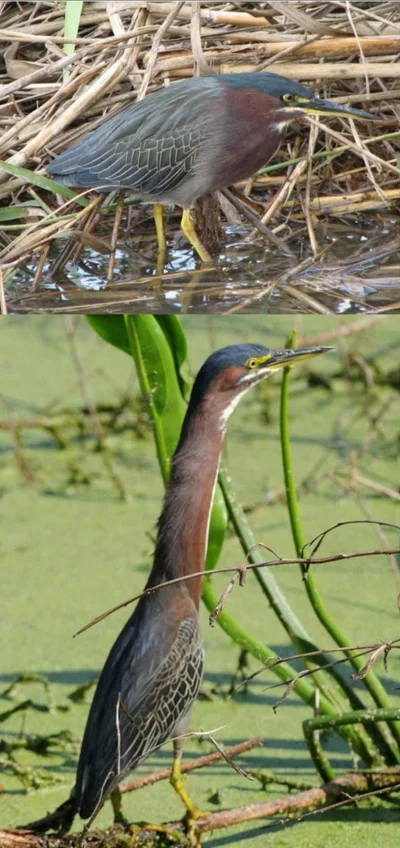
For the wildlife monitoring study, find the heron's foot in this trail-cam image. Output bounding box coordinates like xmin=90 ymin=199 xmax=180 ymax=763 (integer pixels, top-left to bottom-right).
xmin=184 ymin=814 xmax=204 ymax=848
xmin=140 ymin=822 xmax=186 ymax=843
xmin=181 ymin=209 xmax=212 ymax=264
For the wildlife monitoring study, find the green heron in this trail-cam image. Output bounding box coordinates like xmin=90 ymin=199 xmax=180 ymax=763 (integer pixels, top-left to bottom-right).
xmin=26 ymin=342 xmax=331 ymax=840
xmin=47 ymin=72 xmax=378 ymax=263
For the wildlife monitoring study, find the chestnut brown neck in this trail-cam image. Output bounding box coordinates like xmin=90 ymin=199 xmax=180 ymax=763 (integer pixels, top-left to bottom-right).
xmin=147 ymin=392 xmax=233 ymax=609
xmin=213 ymin=88 xmax=297 ymax=190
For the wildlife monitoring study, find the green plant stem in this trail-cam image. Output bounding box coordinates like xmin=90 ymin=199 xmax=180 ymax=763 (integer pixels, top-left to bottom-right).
xmin=303 ymin=708 xmax=400 ymax=782
xmin=249 ymin=769 xmax=315 ymax=792
xmin=219 ymin=466 xmax=365 ymax=705
xmin=63 ymin=1 xmax=83 ymax=83
xmin=280 ymin=332 xmax=400 ymax=753
xmin=218 ymin=466 xmax=398 ymax=767
xmin=260 ymin=130 xmax=400 ymax=175
xmin=201 ymin=579 xmax=370 ymax=758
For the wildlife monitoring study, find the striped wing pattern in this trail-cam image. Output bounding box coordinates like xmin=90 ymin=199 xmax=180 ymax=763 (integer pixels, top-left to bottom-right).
xmin=48 ymin=77 xmax=221 ymax=196
xmin=80 ymin=127 xmax=204 ymax=194
xmin=77 ymin=613 xmax=203 ymax=819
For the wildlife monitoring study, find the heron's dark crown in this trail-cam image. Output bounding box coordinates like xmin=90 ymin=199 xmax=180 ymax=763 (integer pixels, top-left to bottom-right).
xmin=189 ymin=343 xmax=269 ymax=408
xmin=221 ymin=72 xmax=315 ymax=102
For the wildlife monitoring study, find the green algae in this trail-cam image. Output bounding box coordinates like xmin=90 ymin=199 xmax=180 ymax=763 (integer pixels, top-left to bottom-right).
xmin=0 ymin=316 xmax=399 ymax=846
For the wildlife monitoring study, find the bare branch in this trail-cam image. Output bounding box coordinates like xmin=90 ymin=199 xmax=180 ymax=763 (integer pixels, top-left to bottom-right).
xmin=121 ymin=737 xmax=262 ymax=793
xmin=74 ymin=518 xmax=400 ymax=636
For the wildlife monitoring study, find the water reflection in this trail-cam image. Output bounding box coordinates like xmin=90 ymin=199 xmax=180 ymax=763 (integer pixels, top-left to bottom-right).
xmin=6 ymin=215 xmax=400 ymax=314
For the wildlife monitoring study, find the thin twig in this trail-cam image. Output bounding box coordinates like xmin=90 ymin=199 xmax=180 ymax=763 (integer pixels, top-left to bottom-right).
xmin=75 ymin=541 xmax=400 ymax=636
xmin=121 ymin=737 xmax=262 ymax=793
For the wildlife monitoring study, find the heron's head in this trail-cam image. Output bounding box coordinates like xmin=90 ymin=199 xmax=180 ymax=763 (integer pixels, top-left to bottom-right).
xmin=225 ymin=72 xmax=378 ymax=128
xmin=188 ymin=343 xmax=333 ymax=431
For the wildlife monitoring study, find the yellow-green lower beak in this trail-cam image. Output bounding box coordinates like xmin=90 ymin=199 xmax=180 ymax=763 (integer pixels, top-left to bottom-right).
xmin=265 ymin=346 xmax=334 ymax=370
xmin=300 ymin=97 xmax=378 ymax=122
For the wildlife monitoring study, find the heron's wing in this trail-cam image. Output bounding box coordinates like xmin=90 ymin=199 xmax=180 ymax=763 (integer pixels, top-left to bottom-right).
xmin=80 ymin=125 xmax=205 ymax=195
xmin=75 ymin=589 xmax=203 ymax=819
xmin=47 ymin=77 xmax=222 ymax=194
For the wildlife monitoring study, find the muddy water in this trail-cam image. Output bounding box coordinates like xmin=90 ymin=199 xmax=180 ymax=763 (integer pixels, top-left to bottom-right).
xmin=6 ymin=215 xmax=400 ymax=315
xmin=1 ymin=316 xmax=400 ymax=846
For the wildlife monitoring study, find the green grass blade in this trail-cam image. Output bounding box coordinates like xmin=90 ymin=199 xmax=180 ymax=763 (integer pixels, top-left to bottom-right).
xmin=0 ymin=161 xmax=89 ymax=206
xmin=63 ymin=1 xmax=84 ymax=83
xmin=0 ymin=205 xmax=41 ymax=221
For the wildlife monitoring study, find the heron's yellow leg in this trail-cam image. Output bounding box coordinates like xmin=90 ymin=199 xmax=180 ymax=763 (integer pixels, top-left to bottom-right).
xmin=153 ymin=203 xmax=166 ymax=275
xmin=153 ymin=202 xmax=166 ymax=249
xmin=170 ymin=756 xmax=203 ymax=848
xmin=108 ymin=192 xmax=124 ymax=282
xmin=110 ymin=787 xmax=130 ymax=827
xmin=181 ymin=208 xmax=212 ymax=264
xmin=170 ymin=755 xmax=200 ymax=821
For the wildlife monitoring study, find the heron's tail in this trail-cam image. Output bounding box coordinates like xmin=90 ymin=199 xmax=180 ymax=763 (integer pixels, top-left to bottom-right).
xmin=20 ymin=793 xmax=77 ymax=834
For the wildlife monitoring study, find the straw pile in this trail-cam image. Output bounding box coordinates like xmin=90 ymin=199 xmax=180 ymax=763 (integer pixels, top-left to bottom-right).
xmin=0 ymin=1 xmax=399 ymax=306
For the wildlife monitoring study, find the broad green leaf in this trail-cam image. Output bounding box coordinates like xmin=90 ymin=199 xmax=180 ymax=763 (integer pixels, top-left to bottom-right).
xmin=88 ymin=316 xmax=185 ymax=442
xmin=87 ymin=316 xmax=131 ymax=357
xmin=87 ymin=315 xmax=227 ymax=570
xmin=157 ymin=316 xmax=193 ymax=401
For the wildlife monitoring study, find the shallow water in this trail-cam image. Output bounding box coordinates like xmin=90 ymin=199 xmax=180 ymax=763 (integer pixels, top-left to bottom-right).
xmin=1 ymin=316 xmax=399 ymax=846
xmin=6 ymin=215 xmax=400 ymax=314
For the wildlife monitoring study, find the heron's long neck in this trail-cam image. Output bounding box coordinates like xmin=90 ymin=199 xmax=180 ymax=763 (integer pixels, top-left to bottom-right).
xmin=149 ymin=405 xmax=224 ymax=609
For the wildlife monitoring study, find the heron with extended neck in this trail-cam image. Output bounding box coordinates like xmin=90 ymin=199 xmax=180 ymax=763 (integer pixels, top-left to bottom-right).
xmin=26 ymin=342 xmax=331 ymax=842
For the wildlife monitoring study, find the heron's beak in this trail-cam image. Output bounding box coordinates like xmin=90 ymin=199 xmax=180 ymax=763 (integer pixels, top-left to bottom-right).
xmin=263 ymin=346 xmax=335 ymax=371
xmin=298 ymin=97 xmax=378 ymax=122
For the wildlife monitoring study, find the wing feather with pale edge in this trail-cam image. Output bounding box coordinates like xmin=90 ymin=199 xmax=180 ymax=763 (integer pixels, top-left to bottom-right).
xmin=75 ymin=589 xmax=203 ymax=819
xmin=48 ymin=77 xmax=221 ymax=194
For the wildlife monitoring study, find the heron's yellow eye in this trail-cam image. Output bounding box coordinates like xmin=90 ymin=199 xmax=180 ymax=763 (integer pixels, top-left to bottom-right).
xmin=246 ymin=358 xmax=258 ymax=369
xmin=283 ymin=93 xmax=296 ymax=104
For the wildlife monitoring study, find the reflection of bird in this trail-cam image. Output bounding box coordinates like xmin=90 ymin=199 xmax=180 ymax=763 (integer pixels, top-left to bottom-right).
xmin=27 ymin=342 xmax=331 ymax=840
xmin=47 ymin=72 xmax=378 ymax=262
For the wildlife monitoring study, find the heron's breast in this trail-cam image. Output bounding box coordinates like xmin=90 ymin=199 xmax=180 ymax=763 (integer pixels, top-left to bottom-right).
xmin=212 ymin=87 xmax=285 ymax=188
